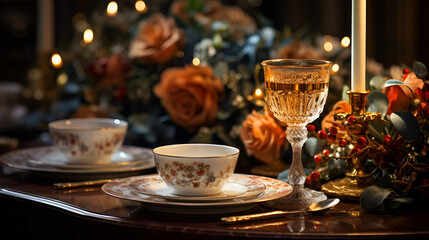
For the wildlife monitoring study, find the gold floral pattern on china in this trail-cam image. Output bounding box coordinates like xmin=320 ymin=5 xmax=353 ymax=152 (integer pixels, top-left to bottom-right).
xmin=157 ymin=161 xmax=235 ymax=189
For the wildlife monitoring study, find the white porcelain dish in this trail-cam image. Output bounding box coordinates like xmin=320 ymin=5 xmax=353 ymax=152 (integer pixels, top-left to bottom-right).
xmin=102 ymin=173 xmax=292 ymax=214
xmin=129 ymin=174 xmax=266 ymax=202
xmin=0 ymin=146 xmax=155 ymax=180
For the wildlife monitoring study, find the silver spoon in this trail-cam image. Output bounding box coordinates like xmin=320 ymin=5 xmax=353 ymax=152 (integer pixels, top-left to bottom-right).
xmin=221 ymin=198 xmax=340 ymax=224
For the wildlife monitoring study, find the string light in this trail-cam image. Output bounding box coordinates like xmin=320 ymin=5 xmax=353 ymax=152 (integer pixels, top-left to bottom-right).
xmin=332 ymin=63 xmax=340 ymax=73
xmin=192 ymin=57 xmax=200 ymax=66
xmin=34 ymin=90 xmax=44 ymax=100
xmin=254 ymin=88 xmax=263 ymax=99
xmin=57 ymin=72 xmax=68 ymax=86
xmin=323 ymin=41 xmax=333 ymax=52
xmin=135 ymin=0 xmax=147 ymax=14
xmin=341 ymin=36 xmax=350 ymax=47
xmin=83 ymin=29 xmax=93 ymax=44
xmin=51 ymin=53 xmax=63 ymax=68
xmin=107 ymin=1 xmax=118 ymax=17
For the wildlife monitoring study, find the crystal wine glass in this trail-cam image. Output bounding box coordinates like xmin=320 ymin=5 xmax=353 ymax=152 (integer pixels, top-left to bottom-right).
xmin=262 ymin=59 xmax=332 ymax=207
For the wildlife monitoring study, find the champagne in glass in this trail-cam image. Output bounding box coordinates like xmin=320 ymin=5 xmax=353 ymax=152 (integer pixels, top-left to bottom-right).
xmin=262 ymin=59 xmax=332 ymax=207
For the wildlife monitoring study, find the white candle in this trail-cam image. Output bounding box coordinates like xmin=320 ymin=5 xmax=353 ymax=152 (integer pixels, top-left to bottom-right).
xmin=37 ymin=0 xmax=54 ymax=53
xmin=351 ymin=0 xmax=366 ymax=91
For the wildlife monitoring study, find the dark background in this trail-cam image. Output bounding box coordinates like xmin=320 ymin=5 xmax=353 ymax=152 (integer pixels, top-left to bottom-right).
xmin=1 ymin=0 xmax=428 ymax=86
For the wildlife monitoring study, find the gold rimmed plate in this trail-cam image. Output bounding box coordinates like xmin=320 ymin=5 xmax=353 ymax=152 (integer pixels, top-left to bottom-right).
xmin=26 ymin=146 xmax=152 ymax=169
xmin=102 ymin=173 xmax=293 ymax=214
xmin=129 ymin=175 xmax=266 ymax=202
xmin=0 ymin=146 xmax=155 ymax=180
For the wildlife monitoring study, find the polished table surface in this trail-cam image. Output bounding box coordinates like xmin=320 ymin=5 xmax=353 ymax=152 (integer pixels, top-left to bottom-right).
xmin=1 ymin=148 xmax=429 ymax=239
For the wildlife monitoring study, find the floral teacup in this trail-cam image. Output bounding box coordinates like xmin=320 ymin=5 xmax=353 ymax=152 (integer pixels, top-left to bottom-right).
xmin=153 ymin=143 xmax=239 ymax=196
xmin=49 ymin=118 xmax=128 ymax=165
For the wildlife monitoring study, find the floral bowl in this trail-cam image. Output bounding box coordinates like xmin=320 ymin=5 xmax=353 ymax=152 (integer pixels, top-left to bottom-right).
xmin=49 ymin=118 xmax=128 ymax=165
xmin=153 ymin=143 xmax=239 ymax=196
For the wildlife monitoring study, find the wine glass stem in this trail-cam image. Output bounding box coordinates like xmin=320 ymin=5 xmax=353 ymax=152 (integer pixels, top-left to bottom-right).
xmin=286 ymin=125 xmax=308 ymax=190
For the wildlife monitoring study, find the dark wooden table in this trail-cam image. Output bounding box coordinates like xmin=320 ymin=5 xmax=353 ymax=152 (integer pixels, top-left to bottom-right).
xmin=1 ymin=140 xmax=429 ymax=239
xmin=2 ymin=169 xmax=429 ymax=239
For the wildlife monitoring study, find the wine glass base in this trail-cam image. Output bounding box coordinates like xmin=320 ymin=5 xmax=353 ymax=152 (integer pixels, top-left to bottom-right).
xmin=264 ymin=187 xmax=327 ymax=210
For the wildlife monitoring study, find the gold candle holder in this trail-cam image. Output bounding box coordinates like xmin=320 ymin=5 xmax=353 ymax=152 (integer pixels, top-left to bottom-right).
xmin=321 ymin=90 xmax=381 ymax=201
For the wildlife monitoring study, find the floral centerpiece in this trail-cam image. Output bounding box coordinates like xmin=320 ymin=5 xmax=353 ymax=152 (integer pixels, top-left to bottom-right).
xmin=27 ymin=0 xmax=349 ymax=172
xmin=305 ymin=61 xmax=429 ymax=211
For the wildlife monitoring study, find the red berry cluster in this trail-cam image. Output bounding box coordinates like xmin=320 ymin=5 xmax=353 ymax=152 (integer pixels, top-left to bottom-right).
xmin=349 ymin=136 xmax=367 ymax=156
xmin=305 ymin=171 xmax=320 ymax=185
xmin=382 ymin=135 xmax=404 ymax=149
xmin=310 ymin=126 xmax=349 ymax=165
xmin=317 ymin=127 xmax=339 ymax=142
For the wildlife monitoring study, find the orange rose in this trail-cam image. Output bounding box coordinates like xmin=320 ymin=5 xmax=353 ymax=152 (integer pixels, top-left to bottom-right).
xmin=128 ymin=13 xmax=185 ymax=64
xmin=153 ymin=65 xmax=223 ymax=133
xmin=240 ymin=110 xmax=286 ymax=164
xmin=384 ymin=72 xmax=424 ymax=114
xmin=321 ymin=100 xmax=351 ymax=138
xmin=277 ymin=40 xmax=322 ymax=59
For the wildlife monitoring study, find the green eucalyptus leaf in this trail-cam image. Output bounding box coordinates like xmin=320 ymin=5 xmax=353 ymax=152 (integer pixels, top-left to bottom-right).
xmin=186 ymin=0 xmax=204 ymax=12
xmin=304 ymin=137 xmax=325 ymax=156
xmin=213 ymin=32 xmax=224 ymax=49
xmin=383 ymin=79 xmax=413 ymax=93
xmin=189 ymin=127 xmax=213 ymax=143
xmin=214 ymin=61 xmax=229 ymax=79
xmin=390 ymin=111 xmax=420 ymax=141
xmin=368 ymin=120 xmax=388 ymax=141
xmin=383 ymin=197 xmax=413 ymax=211
xmin=342 ymin=85 xmax=350 ymax=101
xmin=360 ymin=186 xmax=393 ymax=212
xmin=413 ymin=60 xmax=428 ymax=79
xmin=327 ymin=158 xmax=347 ymax=179
xmin=367 ymin=91 xmax=389 ymax=118
xmin=369 ymin=75 xmax=386 ymax=90
xmin=217 ymin=108 xmax=233 ymax=120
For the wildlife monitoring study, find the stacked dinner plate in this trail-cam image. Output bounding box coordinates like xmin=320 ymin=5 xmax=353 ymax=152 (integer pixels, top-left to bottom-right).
xmin=0 ymin=146 xmax=155 ymax=180
xmin=102 ymin=173 xmax=293 ymax=214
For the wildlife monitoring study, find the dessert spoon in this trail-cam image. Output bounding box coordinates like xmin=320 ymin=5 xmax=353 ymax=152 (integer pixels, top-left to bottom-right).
xmin=221 ymin=198 xmax=340 ymax=224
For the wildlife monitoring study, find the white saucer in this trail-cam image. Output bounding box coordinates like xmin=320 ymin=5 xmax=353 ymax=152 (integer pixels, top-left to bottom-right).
xmin=0 ymin=146 xmax=155 ymax=180
xmin=129 ymin=175 xmax=266 ymax=202
xmin=27 ymin=147 xmax=152 ymax=169
xmin=102 ymin=173 xmax=293 ymax=214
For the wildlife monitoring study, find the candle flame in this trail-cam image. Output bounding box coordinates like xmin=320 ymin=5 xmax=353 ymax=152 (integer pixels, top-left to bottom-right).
xmin=135 ymin=0 xmax=147 ymax=14
xmin=83 ymin=29 xmax=93 ymax=44
xmin=107 ymin=1 xmax=118 ymax=16
xmin=341 ymin=36 xmax=350 ymax=47
xmin=51 ymin=53 xmax=63 ymax=68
